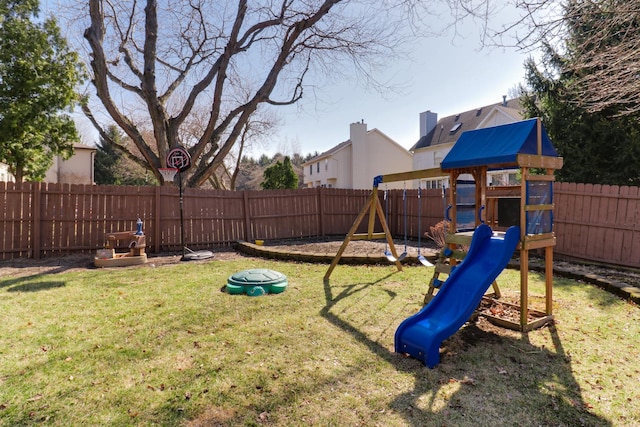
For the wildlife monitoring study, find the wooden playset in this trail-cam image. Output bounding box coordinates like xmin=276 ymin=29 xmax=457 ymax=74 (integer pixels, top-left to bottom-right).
xmin=325 ymin=117 xmax=563 ymax=331
xmin=434 ymin=117 xmax=563 ymax=330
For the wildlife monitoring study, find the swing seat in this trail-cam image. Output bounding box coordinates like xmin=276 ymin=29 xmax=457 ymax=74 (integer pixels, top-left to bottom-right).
xmin=384 ymin=250 xmax=407 ymax=262
xmin=384 ymin=250 xmax=397 ymax=262
xmin=418 ymin=254 xmax=434 ymax=267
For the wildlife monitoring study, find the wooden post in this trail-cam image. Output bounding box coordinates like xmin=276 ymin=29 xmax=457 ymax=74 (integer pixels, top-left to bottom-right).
xmin=375 ymin=194 xmax=403 ymax=270
xmin=243 ymin=191 xmax=251 ymax=242
xmin=546 ymin=245 xmax=553 ymax=315
xmin=32 ymin=183 xmax=41 ymax=260
xmin=367 ymin=187 xmax=378 ymax=238
xmin=154 ymin=185 xmax=161 ymax=254
xmin=537 ymin=118 xmax=543 ymax=155
xmin=317 ymin=186 xmax=325 ymax=237
xmin=546 ymin=168 xmax=554 ymax=316
xmin=324 ymin=189 xmax=402 ymax=282
xmin=520 ymin=167 xmax=529 ymax=330
xmin=448 ymin=172 xmax=458 ymax=233
xmin=475 ymin=167 xmax=488 ymax=227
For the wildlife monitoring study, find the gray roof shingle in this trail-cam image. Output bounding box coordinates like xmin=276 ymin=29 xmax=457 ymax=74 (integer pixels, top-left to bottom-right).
xmin=410 ymin=98 xmax=523 ymax=151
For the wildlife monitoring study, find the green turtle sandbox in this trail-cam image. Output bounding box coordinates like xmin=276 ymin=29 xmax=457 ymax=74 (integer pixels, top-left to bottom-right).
xmin=226 ymin=269 xmax=288 ymax=296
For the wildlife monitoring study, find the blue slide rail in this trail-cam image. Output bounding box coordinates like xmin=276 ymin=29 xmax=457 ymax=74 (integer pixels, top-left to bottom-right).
xmin=394 ymin=224 xmax=521 ymax=368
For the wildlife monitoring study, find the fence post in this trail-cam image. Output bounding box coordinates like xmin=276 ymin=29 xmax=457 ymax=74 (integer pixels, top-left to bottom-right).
xmin=317 ymin=186 xmax=324 ymax=237
xmin=243 ymin=190 xmax=251 ymax=241
xmin=154 ymin=185 xmax=161 ymax=253
xmin=32 ymin=182 xmax=41 ymax=260
xmin=391 ymin=189 xmax=397 ymax=237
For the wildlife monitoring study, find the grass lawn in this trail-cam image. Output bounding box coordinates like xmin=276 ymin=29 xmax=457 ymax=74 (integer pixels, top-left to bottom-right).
xmin=0 ymin=256 xmax=638 ymax=426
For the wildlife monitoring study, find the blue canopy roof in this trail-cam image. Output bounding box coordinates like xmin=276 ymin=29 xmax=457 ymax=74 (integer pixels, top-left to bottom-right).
xmin=440 ymin=118 xmax=558 ymax=170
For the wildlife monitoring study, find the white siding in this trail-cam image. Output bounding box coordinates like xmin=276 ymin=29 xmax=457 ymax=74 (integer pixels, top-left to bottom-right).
xmin=303 ymin=121 xmax=412 ymax=189
xmin=1 ymin=144 xmax=95 ymax=184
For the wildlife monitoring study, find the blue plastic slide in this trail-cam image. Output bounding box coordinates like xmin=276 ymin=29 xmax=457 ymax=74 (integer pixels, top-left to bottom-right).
xmin=394 ymin=224 xmax=521 ymax=368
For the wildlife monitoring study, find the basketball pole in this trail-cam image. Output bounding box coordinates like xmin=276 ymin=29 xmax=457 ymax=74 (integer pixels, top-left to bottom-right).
xmin=178 ymin=170 xmax=186 ymax=261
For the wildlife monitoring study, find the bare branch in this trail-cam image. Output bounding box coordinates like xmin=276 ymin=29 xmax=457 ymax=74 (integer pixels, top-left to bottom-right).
xmin=79 ymin=0 xmax=461 ymax=188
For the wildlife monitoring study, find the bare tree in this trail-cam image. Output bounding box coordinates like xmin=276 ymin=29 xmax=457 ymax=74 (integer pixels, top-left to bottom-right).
xmin=483 ymin=0 xmax=640 ymax=117
xmin=84 ymin=0 xmax=627 ymax=187
xmin=559 ymin=0 xmax=640 ymax=116
xmin=227 ymin=111 xmax=280 ymax=190
xmin=81 ymin=0 xmax=429 ymax=187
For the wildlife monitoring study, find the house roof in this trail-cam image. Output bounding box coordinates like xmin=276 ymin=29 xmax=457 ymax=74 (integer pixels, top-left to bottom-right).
xmin=410 ymin=98 xmax=523 ymax=151
xmin=302 ymin=139 xmax=350 ymax=165
xmin=73 ymin=142 xmax=97 ymax=151
xmin=302 ymin=127 xmax=408 ymax=165
xmin=440 ymin=118 xmax=558 ymax=170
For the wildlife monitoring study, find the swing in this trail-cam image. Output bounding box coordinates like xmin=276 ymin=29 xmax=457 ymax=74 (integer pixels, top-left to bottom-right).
xmin=383 ymin=188 xmax=396 ymax=261
xmin=416 ymin=185 xmax=434 ymax=267
xmin=399 ymin=186 xmax=409 ymax=260
xmin=383 ymin=188 xmax=407 ymax=262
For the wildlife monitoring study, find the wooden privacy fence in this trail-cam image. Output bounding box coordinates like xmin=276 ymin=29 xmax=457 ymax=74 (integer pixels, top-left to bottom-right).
xmin=0 ymin=183 xmax=442 ymax=261
xmin=553 ymin=182 xmax=640 ymax=268
xmin=1 ymin=181 xmax=640 ymax=268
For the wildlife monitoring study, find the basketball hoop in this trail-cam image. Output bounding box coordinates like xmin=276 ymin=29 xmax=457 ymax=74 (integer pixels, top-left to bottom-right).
xmin=159 ymin=168 xmax=178 ymax=183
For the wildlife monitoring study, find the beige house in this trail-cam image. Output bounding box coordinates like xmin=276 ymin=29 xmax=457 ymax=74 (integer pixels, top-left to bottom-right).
xmin=411 ymin=97 xmax=523 ymax=188
xmin=1 ymin=142 xmax=96 ymax=184
xmin=303 ymin=121 xmax=413 ymax=190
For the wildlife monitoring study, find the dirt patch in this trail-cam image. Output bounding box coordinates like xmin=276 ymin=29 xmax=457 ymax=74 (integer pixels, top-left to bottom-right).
xmin=264 ymin=237 xmax=439 ymax=258
xmin=552 ymin=258 xmax=640 ymax=288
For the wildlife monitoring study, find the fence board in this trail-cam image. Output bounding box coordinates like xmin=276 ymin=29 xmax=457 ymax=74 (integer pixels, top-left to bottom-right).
xmin=554 ymin=182 xmax=640 ymax=267
xmin=624 ymin=186 xmax=640 ymax=265
xmin=602 ymin=185 xmax=620 ymax=263
xmin=9 ymin=183 xmax=31 ymax=257
xmin=553 ymin=182 xmax=566 ymax=254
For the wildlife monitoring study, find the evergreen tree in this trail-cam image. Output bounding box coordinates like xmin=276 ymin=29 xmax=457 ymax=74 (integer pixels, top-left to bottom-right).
xmin=520 ymin=0 xmax=640 ymax=185
xmin=261 ymin=156 xmax=298 ymax=190
xmin=0 ymin=0 xmax=83 ymax=182
xmin=94 ymin=125 xmax=121 ymax=185
xmin=94 ymin=125 xmax=155 ymax=186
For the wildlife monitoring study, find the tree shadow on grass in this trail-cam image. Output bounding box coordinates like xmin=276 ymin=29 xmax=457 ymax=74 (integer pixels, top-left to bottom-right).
xmin=321 ymin=272 xmax=612 ymax=426
xmin=0 ymin=255 xmax=94 ymax=292
xmin=0 ymin=271 xmax=68 ymax=292
xmin=5 ymin=279 xmax=66 ymax=292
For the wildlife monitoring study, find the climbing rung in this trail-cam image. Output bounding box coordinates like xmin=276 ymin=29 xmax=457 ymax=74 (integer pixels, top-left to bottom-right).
xmin=445 ymin=232 xmax=473 ymax=246
xmin=448 ymin=249 xmax=467 ymax=260
xmin=435 ymin=264 xmax=452 ymax=274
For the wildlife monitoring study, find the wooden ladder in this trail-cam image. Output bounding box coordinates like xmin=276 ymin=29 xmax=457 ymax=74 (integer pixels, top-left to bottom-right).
xmin=423 ymin=232 xmax=501 ymax=305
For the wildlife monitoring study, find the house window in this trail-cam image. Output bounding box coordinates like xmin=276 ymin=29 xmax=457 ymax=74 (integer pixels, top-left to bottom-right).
xmin=433 ymin=152 xmax=443 ymax=168
xmin=491 ymin=174 xmax=507 ymax=186
xmin=426 ymin=179 xmax=445 ymax=189
xmin=324 ymin=159 xmax=328 ymax=171
xmin=309 ymin=165 xmax=312 ymax=175
xmin=316 ymin=162 xmax=320 ymax=173
xmin=449 ymin=123 xmax=462 ymax=134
